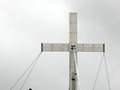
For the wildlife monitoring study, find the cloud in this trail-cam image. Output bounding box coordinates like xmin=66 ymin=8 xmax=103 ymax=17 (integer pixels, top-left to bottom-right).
xmin=0 ymin=0 xmax=120 ymax=90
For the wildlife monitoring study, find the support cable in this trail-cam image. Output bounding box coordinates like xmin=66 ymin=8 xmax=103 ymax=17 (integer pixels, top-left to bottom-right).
xmin=92 ymin=54 xmax=104 ymax=90
xmin=103 ymin=53 xmax=111 ymax=90
xmin=10 ymin=52 xmax=42 ymax=90
xmin=20 ymin=52 xmax=41 ymax=90
xmin=73 ymin=50 xmax=81 ymax=90
xmin=92 ymin=53 xmax=111 ymax=90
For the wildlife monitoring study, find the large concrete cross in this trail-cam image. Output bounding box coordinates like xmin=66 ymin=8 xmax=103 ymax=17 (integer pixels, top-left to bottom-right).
xmin=41 ymin=12 xmax=105 ymax=90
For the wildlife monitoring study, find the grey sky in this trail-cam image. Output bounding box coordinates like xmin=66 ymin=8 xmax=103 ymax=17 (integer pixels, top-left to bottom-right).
xmin=0 ymin=0 xmax=120 ymax=90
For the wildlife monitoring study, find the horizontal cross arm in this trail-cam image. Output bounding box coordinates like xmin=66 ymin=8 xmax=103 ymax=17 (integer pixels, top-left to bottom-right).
xmin=77 ymin=44 xmax=105 ymax=52
xmin=41 ymin=43 xmax=105 ymax=52
xmin=41 ymin=43 xmax=69 ymax=52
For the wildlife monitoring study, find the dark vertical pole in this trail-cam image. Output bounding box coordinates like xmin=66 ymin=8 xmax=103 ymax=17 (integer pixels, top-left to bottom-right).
xmin=29 ymin=88 xmax=32 ymax=90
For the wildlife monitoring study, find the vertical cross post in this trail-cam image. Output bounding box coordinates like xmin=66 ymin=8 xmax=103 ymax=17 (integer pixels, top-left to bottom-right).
xmin=69 ymin=13 xmax=78 ymax=90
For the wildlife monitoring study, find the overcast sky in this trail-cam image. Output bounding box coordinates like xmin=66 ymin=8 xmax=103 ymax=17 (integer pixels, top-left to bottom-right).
xmin=0 ymin=0 xmax=120 ymax=90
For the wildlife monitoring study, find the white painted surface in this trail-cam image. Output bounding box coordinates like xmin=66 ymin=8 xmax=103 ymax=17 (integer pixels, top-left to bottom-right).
xmin=42 ymin=13 xmax=104 ymax=90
